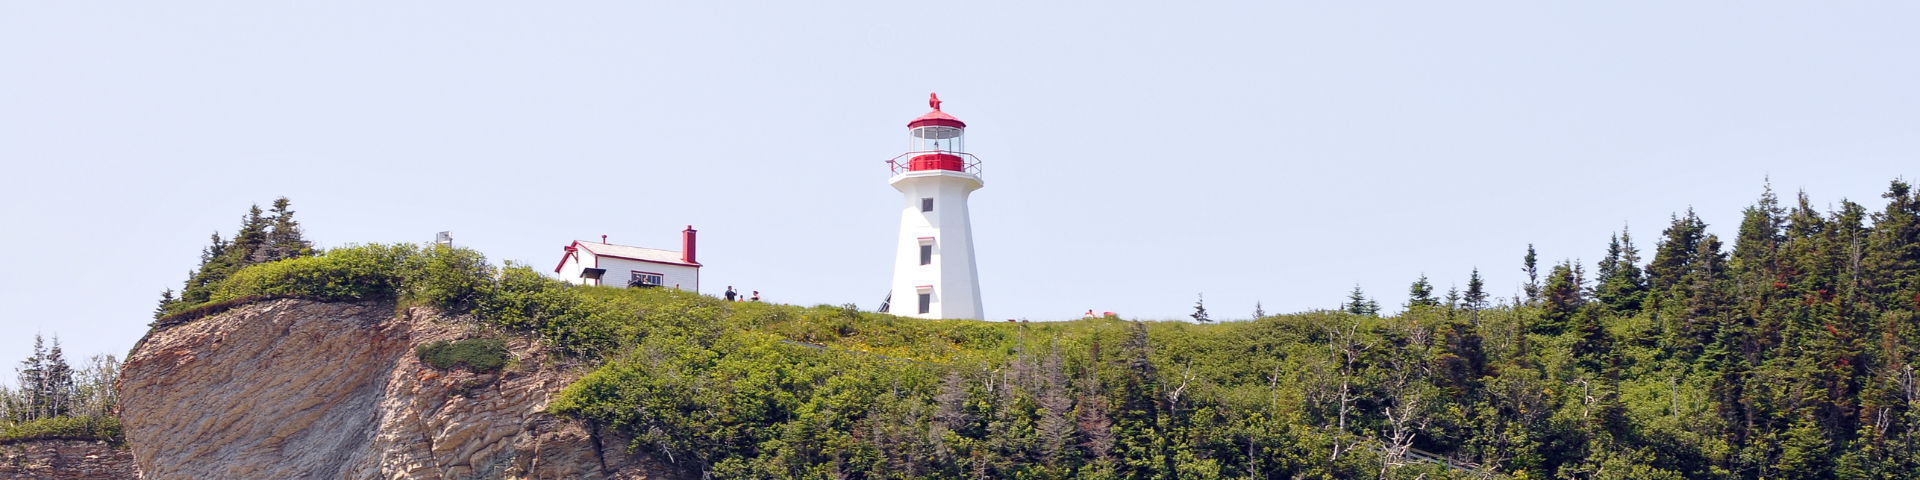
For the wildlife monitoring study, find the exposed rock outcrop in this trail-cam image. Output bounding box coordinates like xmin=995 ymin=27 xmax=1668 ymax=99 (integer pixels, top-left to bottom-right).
xmin=0 ymin=440 xmax=137 ymax=480
xmin=118 ymin=299 xmax=679 ymax=480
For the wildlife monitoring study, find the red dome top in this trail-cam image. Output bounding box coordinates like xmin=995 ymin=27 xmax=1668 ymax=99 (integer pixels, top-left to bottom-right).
xmin=908 ymin=93 xmax=966 ymax=129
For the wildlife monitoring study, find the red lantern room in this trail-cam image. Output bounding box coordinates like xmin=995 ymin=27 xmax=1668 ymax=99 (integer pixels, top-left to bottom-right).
xmin=893 ymin=93 xmax=980 ymax=175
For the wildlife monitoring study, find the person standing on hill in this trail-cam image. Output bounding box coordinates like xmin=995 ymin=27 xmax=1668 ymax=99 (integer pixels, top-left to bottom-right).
xmin=725 ymin=286 xmax=737 ymax=301
xmin=750 ymin=291 xmax=761 ymax=302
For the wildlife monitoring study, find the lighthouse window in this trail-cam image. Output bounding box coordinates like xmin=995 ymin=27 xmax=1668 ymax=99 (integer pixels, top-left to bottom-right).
xmin=921 ymin=198 xmax=934 ymax=212
xmin=920 ymin=245 xmax=933 ymax=265
xmin=918 ymin=293 xmax=932 ymax=314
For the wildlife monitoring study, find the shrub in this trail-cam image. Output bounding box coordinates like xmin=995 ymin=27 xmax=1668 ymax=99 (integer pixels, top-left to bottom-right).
xmin=415 ymin=338 xmax=511 ymax=373
xmin=157 ymin=244 xmax=501 ymax=324
xmin=0 ymin=415 xmax=122 ymax=444
xmin=404 ymin=246 xmax=494 ymax=311
xmin=206 ymin=244 xmax=421 ymax=304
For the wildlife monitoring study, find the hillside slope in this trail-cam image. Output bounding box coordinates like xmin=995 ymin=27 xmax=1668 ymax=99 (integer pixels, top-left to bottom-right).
xmin=116 ymin=177 xmax=1920 ymax=480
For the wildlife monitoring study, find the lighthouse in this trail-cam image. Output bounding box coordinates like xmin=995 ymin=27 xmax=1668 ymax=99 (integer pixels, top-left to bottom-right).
xmin=886 ymin=93 xmax=985 ymax=320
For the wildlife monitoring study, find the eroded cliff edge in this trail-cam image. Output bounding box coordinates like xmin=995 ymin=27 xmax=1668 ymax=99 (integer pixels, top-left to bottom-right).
xmin=117 ymin=298 xmax=676 ymax=480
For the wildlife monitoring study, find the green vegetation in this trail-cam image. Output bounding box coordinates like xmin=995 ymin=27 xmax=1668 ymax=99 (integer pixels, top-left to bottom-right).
xmin=1 ymin=415 xmax=122 ymax=444
xmin=3 ymin=335 xmax=120 ymax=444
xmin=155 ymin=197 xmax=316 ymax=318
xmin=150 ymin=179 xmax=1920 ymax=479
xmin=415 ymin=338 xmax=511 ymax=373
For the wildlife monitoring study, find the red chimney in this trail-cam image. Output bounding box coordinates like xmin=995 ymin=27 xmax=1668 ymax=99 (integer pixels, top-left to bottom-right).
xmin=682 ymin=226 xmax=697 ymax=264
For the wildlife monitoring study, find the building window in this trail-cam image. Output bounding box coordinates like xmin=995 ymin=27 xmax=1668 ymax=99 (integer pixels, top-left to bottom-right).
xmin=629 ymin=271 xmax=663 ymax=288
xmin=921 ymin=198 xmax=934 ymax=212
xmin=920 ymin=245 xmax=933 ymax=265
xmin=918 ymin=293 xmax=932 ymax=314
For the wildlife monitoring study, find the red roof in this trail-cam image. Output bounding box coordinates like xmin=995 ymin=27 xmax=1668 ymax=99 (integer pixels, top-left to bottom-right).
xmin=553 ymin=240 xmax=700 ymax=274
xmin=909 ymin=110 xmax=965 ymax=129
xmin=908 ymin=93 xmax=966 ymax=129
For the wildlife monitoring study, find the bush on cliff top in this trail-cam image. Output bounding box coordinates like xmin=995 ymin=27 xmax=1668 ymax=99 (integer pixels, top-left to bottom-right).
xmin=203 ymin=243 xmax=492 ymax=307
xmin=0 ymin=416 xmax=122 ymax=445
xmin=414 ymin=338 xmax=511 ymax=373
xmin=156 ymin=244 xmax=493 ymax=323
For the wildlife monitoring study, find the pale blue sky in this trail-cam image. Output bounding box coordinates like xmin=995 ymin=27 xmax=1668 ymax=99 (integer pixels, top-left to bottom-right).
xmin=2 ymin=2 xmax=1916 ymax=372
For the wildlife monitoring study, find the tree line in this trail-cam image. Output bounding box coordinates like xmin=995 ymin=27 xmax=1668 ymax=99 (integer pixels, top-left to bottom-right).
xmin=1 ymin=334 xmax=119 ymax=441
xmin=154 ymin=197 xmax=314 ymax=318
xmin=542 ymin=179 xmax=1920 ymax=479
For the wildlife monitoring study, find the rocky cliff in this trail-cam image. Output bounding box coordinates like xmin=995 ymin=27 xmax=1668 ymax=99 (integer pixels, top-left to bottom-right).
xmin=117 ymin=298 xmax=679 ymax=480
xmin=0 ymin=440 xmax=137 ymax=480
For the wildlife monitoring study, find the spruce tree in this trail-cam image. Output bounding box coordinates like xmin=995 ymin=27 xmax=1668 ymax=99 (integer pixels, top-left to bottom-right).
xmin=1190 ymin=294 xmax=1211 ymax=323
xmin=1408 ymin=274 xmax=1438 ymax=308
xmin=1343 ymin=285 xmax=1379 ymax=316
xmin=1595 ymin=227 xmax=1647 ymax=313
xmin=256 ymin=197 xmax=314 ymax=263
xmin=1729 ymin=184 xmax=1786 ymax=301
xmin=168 ymin=199 xmax=314 ymax=313
xmin=1648 ymin=209 xmax=1710 ymax=292
xmin=1464 ymin=268 xmax=1488 ymax=314
xmin=178 ymin=232 xmax=230 ymax=306
xmin=1539 ymin=261 xmax=1584 ymax=335
xmin=1597 ymin=233 xmax=1623 ymax=286
xmin=41 ymin=337 xmax=72 ymax=418
xmin=153 ymin=288 xmax=177 ymax=320
xmin=233 ymin=204 xmax=270 ymax=264
xmin=14 ymin=335 xmax=45 ymax=422
xmin=1864 ymin=180 xmax=1919 ymax=309
xmin=1523 ymin=244 xmax=1541 ymax=304
xmin=1252 ymin=302 xmax=1265 ymax=319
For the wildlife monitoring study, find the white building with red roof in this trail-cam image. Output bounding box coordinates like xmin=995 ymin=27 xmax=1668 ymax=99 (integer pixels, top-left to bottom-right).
xmin=555 ymin=226 xmax=700 ymax=292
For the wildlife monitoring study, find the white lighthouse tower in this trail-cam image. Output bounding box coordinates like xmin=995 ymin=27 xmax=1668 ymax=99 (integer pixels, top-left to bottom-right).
xmin=887 ymin=93 xmax=985 ymax=320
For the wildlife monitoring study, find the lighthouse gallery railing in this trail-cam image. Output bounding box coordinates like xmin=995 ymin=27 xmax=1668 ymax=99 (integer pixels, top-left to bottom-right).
xmin=886 ymin=151 xmax=982 ymax=177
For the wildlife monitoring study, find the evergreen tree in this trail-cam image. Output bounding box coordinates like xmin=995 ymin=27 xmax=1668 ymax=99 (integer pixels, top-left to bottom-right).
xmin=231 ymin=204 xmax=270 ymax=262
xmin=1190 ymin=294 xmax=1211 ymax=323
xmin=1408 ymin=274 xmax=1438 ymax=308
xmin=1523 ymin=244 xmax=1541 ymax=304
xmin=1566 ymin=304 xmax=1611 ymax=370
xmin=1729 ymin=183 xmax=1786 ymax=280
xmin=1864 ymin=180 xmax=1919 ymax=309
xmin=14 ymin=335 xmax=45 ymax=422
xmin=153 ymin=288 xmax=177 ymax=319
xmin=167 ymin=199 xmax=315 ymax=314
xmin=1445 ymin=285 xmax=1461 ymax=317
xmin=1342 ymin=285 xmax=1379 ymax=316
xmin=1538 ymin=261 xmax=1584 ymax=335
xmin=255 ymin=197 xmax=314 ymax=263
xmin=1464 ymin=268 xmax=1489 ymax=317
xmin=177 ymin=232 xmax=230 ymax=306
xmin=1594 ymin=227 xmax=1647 ymax=313
xmin=1251 ymin=302 xmax=1265 ymax=319
xmin=40 ymin=337 xmax=72 ymax=419
xmin=1647 ymin=208 xmax=1710 ymax=292
xmin=1597 ymin=233 xmax=1622 ymax=284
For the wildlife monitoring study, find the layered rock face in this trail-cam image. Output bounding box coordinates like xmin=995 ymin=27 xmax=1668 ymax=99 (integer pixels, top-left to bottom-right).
xmin=0 ymin=440 xmax=137 ymax=479
xmin=118 ymin=299 xmax=678 ymax=480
